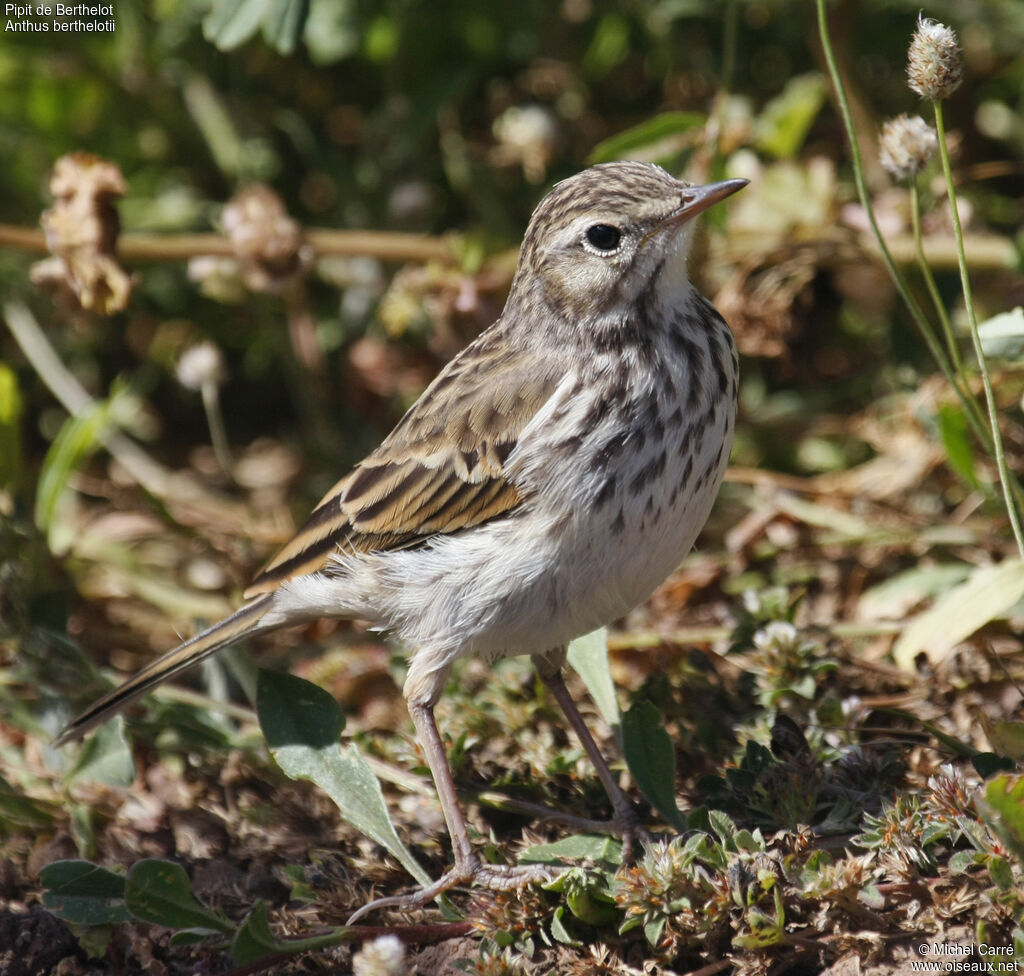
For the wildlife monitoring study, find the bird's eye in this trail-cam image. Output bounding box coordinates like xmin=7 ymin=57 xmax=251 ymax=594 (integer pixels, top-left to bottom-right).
xmin=584 ymin=224 xmax=622 ymax=252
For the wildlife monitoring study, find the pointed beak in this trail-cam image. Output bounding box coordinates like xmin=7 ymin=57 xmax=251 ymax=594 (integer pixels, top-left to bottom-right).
xmin=646 ymin=178 xmax=749 ymax=243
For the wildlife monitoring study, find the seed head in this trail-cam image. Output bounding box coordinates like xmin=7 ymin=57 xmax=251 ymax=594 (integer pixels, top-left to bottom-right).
xmin=879 ymin=114 xmax=938 ymax=181
xmin=176 ymin=341 xmax=226 ymax=391
xmin=907 ymin=16 xmax=962 ymax=100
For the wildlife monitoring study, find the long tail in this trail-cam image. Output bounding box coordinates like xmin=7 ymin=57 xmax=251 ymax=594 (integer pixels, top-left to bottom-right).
xmin=53 ymin=594 xmax=276 ymax=746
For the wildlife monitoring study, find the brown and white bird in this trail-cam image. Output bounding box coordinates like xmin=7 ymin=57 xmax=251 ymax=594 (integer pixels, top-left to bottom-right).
xmin=56 ymin=161 xmax=746 ymax=915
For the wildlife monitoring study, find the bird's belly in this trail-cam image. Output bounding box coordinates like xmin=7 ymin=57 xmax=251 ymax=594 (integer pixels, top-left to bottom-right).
xmin=459 ymin=400 xmax=735 ymax=657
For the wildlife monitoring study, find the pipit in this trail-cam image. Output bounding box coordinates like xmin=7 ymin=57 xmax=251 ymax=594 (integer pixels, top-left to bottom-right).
xmin=56 ymin=161 xmax=746 ymax=917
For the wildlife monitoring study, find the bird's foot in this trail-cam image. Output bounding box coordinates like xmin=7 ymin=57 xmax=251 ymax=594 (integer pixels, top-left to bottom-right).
xmin=345 ymin=857 xmax=561 ymax=924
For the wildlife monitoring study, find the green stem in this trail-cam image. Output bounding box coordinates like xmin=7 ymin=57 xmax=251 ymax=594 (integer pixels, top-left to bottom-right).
xmin=201 ymin=381 xmax=234 ymax=478
xmin=910 ymin=182 xmax=963 ymax=373
xmin=814 ymin=0 xmax=999 ymax=478
xmin=932 ymin=98 xmax=1024 ymax=559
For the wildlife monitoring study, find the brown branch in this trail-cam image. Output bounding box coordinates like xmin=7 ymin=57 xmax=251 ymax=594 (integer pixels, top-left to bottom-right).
xmin=0 ymin=224 xmax=457 ymax=264
xmin=4 ymin=223 xmax=1014 ymax=271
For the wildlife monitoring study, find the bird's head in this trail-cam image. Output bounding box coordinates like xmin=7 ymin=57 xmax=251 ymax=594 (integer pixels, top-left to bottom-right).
xmin=512 ymin=161 xmax=747 ymax=327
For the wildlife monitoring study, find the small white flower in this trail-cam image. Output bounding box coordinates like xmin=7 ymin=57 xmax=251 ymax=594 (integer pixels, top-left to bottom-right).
xmin=352 ymin=934 xmax=407 ymax=976
xmin=753 ymin=620 xmax=800 ymax=655
xmin=175 ymin=341 xmax=226 ymax=391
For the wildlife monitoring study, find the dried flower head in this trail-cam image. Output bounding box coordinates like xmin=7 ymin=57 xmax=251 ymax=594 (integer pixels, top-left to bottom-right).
xmin=221 ymin=184 xmax=312 ymax=292
xmin=907 ymin=16 xmax=962 ymax=100
xmin=879 ymin=114 xmax=938 ymax=181
xmin=34 ymin=152 xmax=133 ymax=314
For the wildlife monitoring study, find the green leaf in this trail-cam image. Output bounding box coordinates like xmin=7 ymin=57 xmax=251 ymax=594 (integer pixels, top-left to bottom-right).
xmin=549 ymin=905 xmax=577 ymax=945
xmin=755 ymin=73 xmax=828 ymax=158
xmin=261 ymin=0 xmax=309 ymax=54
xmin=203 ymin=0 xmax=270 ymax=50
xmin=231 ymin=900 xmax=349 ymax=964
xmin=987 ymin=855 xmax=1014 ymax=892
xmin=302 ymin=0 xmax=359 ymax=64
xmin=984 ymin=774 xmax=1024 ymax=862
xmin=621 ymin=701 xmax=686 ymax=831
xmin=974 ymin=752 xmax=1016 ymax=777
xmin=40 ymin=860 xmax=132 ymax=926
xmin=257 ymin=670 xmax=431 ymax=885
xmin=125 ymin=860 xmax=233 ymax=933
xmin=0 ymin=361 xmax=22 ymax=490
xmin=979 ymin=306 xmax=1024 ymax=360
xmin=520 ymin=833 xmax=623 ymax=865
xmin=0 ymin=771 xmax=53 ymax=830
xmin=589 ymin=112 xmax=706 ymax=164
xmin=567 ymin=629 xmax=620 ymax=737
xmin=564 ymin=879 xmax=619 ymax=927
xmin=582 ymin=13 xmax=630 ymax=77
xmin=35 ymin=399 xmax=111 ymax=536
xmin=708 ymin=809 xmax=739 ymax=847
xmin=643 ymin=914 xmax=666 ymax=947
xmin=937 ymin=404 xmax=978 ymax=487
xmin=948 ymin=850 xmax=980 ymax=874
xmin=978 ymin=714 xmax=1024 ymax=760
xmin=893 ymin=559 xmax=1024 ymax=668
xmin=65 ymin=717 xmax=136 ymax=788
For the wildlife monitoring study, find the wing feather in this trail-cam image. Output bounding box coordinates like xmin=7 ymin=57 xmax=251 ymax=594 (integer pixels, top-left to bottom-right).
xmin=245 ymin=341 xmax=564 ymax=597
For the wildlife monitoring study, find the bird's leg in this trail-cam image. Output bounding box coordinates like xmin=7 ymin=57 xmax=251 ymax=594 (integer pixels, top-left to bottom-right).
xmin=532 ymin=652 xmax=652 ymax=861
xmin=346 ymin=696 xmax=556 ymax=923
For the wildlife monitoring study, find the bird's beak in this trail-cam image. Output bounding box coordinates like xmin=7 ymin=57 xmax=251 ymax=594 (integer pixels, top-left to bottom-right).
xmin=644 ymin=178 xmax=749 ymax=245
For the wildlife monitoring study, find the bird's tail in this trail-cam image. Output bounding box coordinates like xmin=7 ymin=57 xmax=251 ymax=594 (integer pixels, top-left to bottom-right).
xmin=53 ymin=593 xmax=276 ymax=746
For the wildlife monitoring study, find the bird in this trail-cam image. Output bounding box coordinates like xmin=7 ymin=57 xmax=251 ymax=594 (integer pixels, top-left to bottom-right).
xmin=55 ymin=160 xmax=747 ymax=917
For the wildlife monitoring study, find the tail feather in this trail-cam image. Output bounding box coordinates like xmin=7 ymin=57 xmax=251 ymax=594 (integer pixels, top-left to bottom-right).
xmin=54 ymin=594 xmax=275 ymax=746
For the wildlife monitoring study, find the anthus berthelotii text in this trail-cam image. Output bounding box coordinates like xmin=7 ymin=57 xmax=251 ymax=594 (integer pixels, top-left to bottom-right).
xmin=56 ymin=161 xmax=747 ymax=917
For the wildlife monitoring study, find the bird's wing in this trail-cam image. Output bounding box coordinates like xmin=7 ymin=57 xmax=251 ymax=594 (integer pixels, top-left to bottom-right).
xmin=245 ymin=340 xmax=565 ymax=596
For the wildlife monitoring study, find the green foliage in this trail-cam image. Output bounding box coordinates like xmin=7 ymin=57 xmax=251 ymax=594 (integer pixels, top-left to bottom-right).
xmin=0 ymin=361 xmax=22 ymax=491
xmin=588 ymin=112 xmax=707 ymax=166
xmin=257 ymin=668 xmax=431 ymax=885
xmin=754 ymin=73 xmax=828 ymax=159
xmin=621 ymin=700 xmax=687 ymax=831
xmin=40 ymin=860 xmax=132 ymax=926
xmin=204 ymin=0 xmax=310 ymax=55
xmin=566 ymin=628 xmax=619 ymax=735
xmin=64 ymin=718 xmax=135 ymax=789
xmin=40 ymin=857 xmax=351 ymax=962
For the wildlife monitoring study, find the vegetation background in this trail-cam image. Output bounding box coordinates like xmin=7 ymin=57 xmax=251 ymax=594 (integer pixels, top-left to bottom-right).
xmin=1 ymin=0 xmax=1023 ymax=973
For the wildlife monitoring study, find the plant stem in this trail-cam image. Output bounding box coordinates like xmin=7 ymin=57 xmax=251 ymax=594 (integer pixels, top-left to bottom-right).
xmin=201 ymin=381 xmax=234 ymax=478
xmin=814 ymin=0 xmax=1000 ymax=483
xmin=910 ymin=182 xmax=963 ymax=373
xmin=932 ymin=98 xmax=1024 ymax=559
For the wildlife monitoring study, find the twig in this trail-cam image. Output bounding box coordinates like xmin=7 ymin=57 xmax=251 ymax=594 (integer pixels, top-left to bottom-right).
xmin=0 ymin=224 xmax=456 ymax=264
xmin=2 ymin=222 xmax=1015 ymax=270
